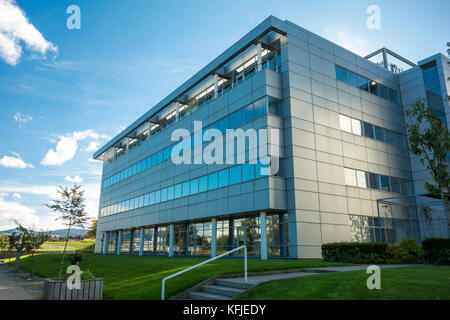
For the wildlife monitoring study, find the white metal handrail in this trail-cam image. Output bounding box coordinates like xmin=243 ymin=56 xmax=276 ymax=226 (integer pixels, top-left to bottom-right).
xmin=161 ymin=245 xmax=247 ymax=300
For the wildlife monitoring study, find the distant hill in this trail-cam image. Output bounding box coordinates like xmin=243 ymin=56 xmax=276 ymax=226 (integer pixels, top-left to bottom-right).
xmin=0 ymin=228 xmax=87 ymax=236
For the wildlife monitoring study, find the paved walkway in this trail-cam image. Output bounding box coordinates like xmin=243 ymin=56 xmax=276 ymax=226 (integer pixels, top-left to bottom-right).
xmin=227 ymin=264 xmax=421 ymax=286
xmin=0 ymin=265 xmax=38 ymax=300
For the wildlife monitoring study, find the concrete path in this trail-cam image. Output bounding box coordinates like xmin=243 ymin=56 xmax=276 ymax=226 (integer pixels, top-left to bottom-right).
xmin=225 ymin=264 xmax=421 ymax=288
xmin=0 ymin=265 xmax=38 ymax=300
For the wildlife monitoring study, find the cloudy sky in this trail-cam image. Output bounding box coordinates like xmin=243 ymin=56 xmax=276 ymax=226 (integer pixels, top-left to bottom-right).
xmin=0 ymin=0 xmax=448 ymax=230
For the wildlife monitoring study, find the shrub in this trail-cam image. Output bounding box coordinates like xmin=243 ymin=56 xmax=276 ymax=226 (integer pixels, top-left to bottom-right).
xmin=68 ymin=253 xmax=83 ymax=265
xmin=322 ymin=242 xmax=389 ymax=264
xmin=387 ymin=238 xmax=423 ymax=264
xmin=81 ymin=269 xmax=95 ymax=280
xmin=422 ymin=238 xmax=450 ymax=265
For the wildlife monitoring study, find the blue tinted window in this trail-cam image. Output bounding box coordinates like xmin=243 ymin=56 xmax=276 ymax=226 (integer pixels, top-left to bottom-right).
xmin=358 ymin=76 xmax=369 ymax=91
xmin=242 ymin=104 xmax=253 ymax=125
xmin=208 ymin=172 xmax=218 ymax=190
xmin=374 ymin=126 xmax=385 ymax=142
xmin=157 ymin=151 xmax=163 ymax=163
xmin=229 ymin=110 xmax=241 ymax=129
xmin=423 ymin=65 xmax=439 ymax=83
xmin=144 ymin=194 xmax=150 ymax=206
xmin=255 ymin=160 xmax=269 ymax=178
xmin=369 ymin=81 xmax=379 ymax=96
xmin=199 ymin=176 xmax=208 ymax=192
xmin=229 ymin=166 xmax=241 ymax=185
xmin=182 ymin=181 xmax=190 ymax=196
xmin=368 ymin=173 xmax=380 ymax=190
xmin=268 ymin=97 xmax=281 ymax=116
xmin=190 ymin=178 xmax=198 ymax=194
xmin=149 ymin=192 xmax=155 ymax=205
xmin=253 ymin=98 xmax=266 ymax=119
xmin=242 ymin=164 xmax=255 ymax=182
xmin=390 ymin=177 xmax=400 ymax=193
xmin=335 ymin=65 xmax=347 ymax=82
xmin=218 ymin=169 xmax=229 ymax=188
xmin=174 ymin=184 xmax=182 ymax=198
xmin=380 ymin=175 xmax=390 ymax=191
xmin=167 ymin=186 xmax=174 ymax=200
xmin=379 ymin=85 xmax=389 ymax=100
xmin=154 ymin=190 xmax=161 ymax=203
xmin=163 ymin=148 xmax=170 ymax=161
xmin=136 ymin=161 xmax=141 ymax=172
xmin=389 ymin=89 xmax=398 ymax=104
xmin=146 ymin=157 xmax=152 ymax=168
xmin=363 ymin=122 xmax=374 ymax=139
xmin=161 ymin=188 xmax=167 ymax=202
xmin=347 ymin=71 xmax=357 ymax=87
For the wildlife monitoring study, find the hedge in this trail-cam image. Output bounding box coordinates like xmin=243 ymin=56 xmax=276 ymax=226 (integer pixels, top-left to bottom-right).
xmin=322 ymin=242 xmax=389 ymax=264
xmin=422 ymin=238 xmax=450 ymax=265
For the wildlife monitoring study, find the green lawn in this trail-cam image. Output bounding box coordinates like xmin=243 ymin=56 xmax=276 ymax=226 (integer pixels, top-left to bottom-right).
xmin=236 ymin=266 xmax=450 ymax=300
xmin=38 ymin=241 xmax=95 ymax=252
xmin=12 ymin=253 xmax=348 ymax=300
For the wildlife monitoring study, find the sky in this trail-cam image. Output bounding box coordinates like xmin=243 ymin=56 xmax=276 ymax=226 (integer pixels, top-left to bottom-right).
xmin=0 ymin=0 xmax=449 ymax=231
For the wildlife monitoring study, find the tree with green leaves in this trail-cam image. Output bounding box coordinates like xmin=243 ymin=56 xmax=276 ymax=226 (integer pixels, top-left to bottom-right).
xmin=23 ymin=229 xmax=50 ymax=278
xmin=8 ymin=223 xmax=31 ymax=271
xmin=45 ymin=185 xmax=89 ymax=278
xmin=86 ymin=218 xmax=97 ymax=239
xmin=405 ymin=98 xmax=450 ymax=200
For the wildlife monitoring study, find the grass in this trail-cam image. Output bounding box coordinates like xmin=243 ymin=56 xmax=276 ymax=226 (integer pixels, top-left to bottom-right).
xmin=11 ymin=253 xmax=348 ymax=300
xmin=38 ymin=241 xmax=95 ymax=252
xmin=236 ymin=266 xmax=450 ymax=300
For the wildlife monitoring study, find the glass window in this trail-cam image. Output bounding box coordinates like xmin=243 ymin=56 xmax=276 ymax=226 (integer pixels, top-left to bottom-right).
xmin=423 ymin=65 xmax=439 ymax=83
xmin=242 ymin=104 xmax=254 ymax=125
xmin=208 ymin=172 xmax=218 ymax=190
xmin=368 ymin=173 xmax=380 ymax=190
xmin=199 ymin=176 xmax=207 ymax=193
xmin=358 ymin=75 xmax=369 ymax=91
xmin=363 ymin=122 xmax=374 ymax=139
xmin=374 ymin=126 xmax=385 ymax=142
xmin=229 ymin=110 xmax=241 ymax=129
xmin=351 ymin=118 xmax=362 ymax=135
xmin=379 ymin=85 xmax=389 ymax=100
xmin=347 ymin=71 xmax=357 ymax=87
xmin=389 ymin=89 xmax=398 ymax=104
xmin=380 ymin=175 xmax=390 ymax=191
xmin=182 ymin=181 xmax=190 ymax=196
xmin=253 ymin=97 xmax=266 ymax=119
xmin=369 ymin=81 xmax=379 ymax=96
xmin=218 ymin=169 xmax=229 ymax=188
xmin=268 ymin=97 xmax=281 ymax=116
xmin=344 ymin=168 xmax=357 ymax=186
xmin=174 ymin=184 xmax=182 ymax=198
xmin=167 ymin=186 xmax=174 ymax=200
xmin=242 ymin=164 xmax=255 ymax=182
xmin=154 ymin=190 xmax=161 ymax=203
xmin=339 ymin=115 xmax=352 ymax=133
xmin=190 ymin=178 xmax=199 ymax=194
xmin=218 ymin=117 xmax=229 ymax=134
xmin=161 ymin=188 xmax=167 ymax=202
xmin=335 ymin=65 xmax=347 ymax=82
xmin=390 ymin=177 xmax=400 ymax=193
xmin=229 ymin=165 xmax=241 ymax=185
xmin=356 ymin=170 xmax=367 ymax=188
xmin=149 ymin=192 xmax=155 ymax=205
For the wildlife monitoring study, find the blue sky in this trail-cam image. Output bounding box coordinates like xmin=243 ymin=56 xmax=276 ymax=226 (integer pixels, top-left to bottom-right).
xmin=0 ymin=0 xmax=449 ymax=230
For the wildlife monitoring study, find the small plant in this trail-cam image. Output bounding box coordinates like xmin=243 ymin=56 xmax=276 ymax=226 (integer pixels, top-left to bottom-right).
xmin=80 ymin=269 xmax=94 ymax=280
xmin=68 ymin=253 xmax=83 ymax=265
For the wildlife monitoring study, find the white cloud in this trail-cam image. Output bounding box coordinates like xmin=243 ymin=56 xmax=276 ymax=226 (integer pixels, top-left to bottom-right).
xmin=323 ymin=26 xmax=370 ymax=57
xmin=0 ymin=0 xmax=58 ymax=65
xmin=0 ymin=153 xmax=33 ymax=168
xmin=12 ymin=192 xmax=21 ymax=199
xmin=65 ymin=175 xmax=83 ymax=183
xmin=41 ymin=129 xmax=109 ymax=166
xmin=0 ymin=196 xmax=40 ymax=230
xmin=85 ymin=141 xmax=100 ymax=152
xmin=13 ymin=111 xmax=32 ymax=127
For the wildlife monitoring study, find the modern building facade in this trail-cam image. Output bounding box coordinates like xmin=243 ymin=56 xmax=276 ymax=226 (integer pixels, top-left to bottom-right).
xmin=93 ymin=16 xmax=450 ymax=259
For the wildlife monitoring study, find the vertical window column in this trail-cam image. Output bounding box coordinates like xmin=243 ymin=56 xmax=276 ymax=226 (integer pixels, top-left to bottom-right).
xmin=139 ymin=228 xmax=144 ymax=256
xmin=260 ymin=212 xmax=268 ymax=260
xmin=169 ymin=224 xmax=174 ymax=257
xmin=116 ymin=230 xmax=122 ymax=255
xmin=211 ymin=218 xmax=217 ymax=258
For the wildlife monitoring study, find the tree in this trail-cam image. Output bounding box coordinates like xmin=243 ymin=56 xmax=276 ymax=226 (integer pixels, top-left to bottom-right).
xmin=8 ymin=223 xmax=31 ymax=271
xmin=405 ymin=98 xmax=450 ymax=200
xmin=45 ymin=185 xmax=89 ymax=279
xmin=86 ymin=219 xmax=97 ymax=239
xmin=0 ymin=234 xmax=7 ymax=251
xmin=23 ymin=229 xmax=50 ymax=278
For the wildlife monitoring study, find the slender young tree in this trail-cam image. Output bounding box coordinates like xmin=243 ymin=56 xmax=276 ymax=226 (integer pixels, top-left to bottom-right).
xmin=23 ymin=229 xmax=50 ymax=278
xmin=86 ymin=218 xmax=97 ymax=239
xmin=405 ymin=98 xmax=450 ymax=200
xmin=45 ymin=185 xmax=89 ymax=278
xmin=8 ymin=223 xmax=31 ymax=271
